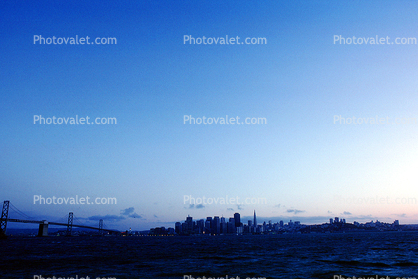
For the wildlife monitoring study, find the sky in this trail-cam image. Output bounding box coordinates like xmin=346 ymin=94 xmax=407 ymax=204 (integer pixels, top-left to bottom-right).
xmin=1 ymin=0 xmax=418 ymax=231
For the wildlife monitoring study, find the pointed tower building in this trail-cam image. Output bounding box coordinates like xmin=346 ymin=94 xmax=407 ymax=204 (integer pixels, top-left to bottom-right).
xmin=253 ymin=210 xmax=257 ymax=227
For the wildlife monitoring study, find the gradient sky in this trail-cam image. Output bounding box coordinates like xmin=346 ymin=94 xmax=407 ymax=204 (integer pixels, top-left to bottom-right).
xmin=1 ymin=0 xmax=418 ymax=231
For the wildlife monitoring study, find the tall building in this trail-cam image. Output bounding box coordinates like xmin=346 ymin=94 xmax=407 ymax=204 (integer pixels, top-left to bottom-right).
xmin=228 ymin=218 xmax=236 ymax=233
xmin=213 ymin=216 xmax=220 ymax=235
xmin=175 ymin=222 xmax=182 ymax=235
xmin=196 ymin=219 xmax=204 ymax=234
xmin=247 ymin=220 xmax=253 ymax=233
xmin=220 ymin=216 xmax=226 ymax=234
xmin=186 ymin=215 xmax=193 ymax=234
xmin=253 ymin=210 xmax=257 ymax=226
xmin=220 ymin=222 xmax=227 ymax=234
xmin=234 ymin=213 xmax=241 ymax=227
xmin=205 ymin=217 xmax=212 ymax=234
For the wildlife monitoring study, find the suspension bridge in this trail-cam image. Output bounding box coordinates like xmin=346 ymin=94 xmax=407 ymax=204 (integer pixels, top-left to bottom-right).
xmin=0 ymin=200 xmax=120 ymax=238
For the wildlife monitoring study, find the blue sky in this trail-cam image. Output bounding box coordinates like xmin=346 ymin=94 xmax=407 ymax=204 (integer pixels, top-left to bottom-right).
xmin=1 ymin=0 xmax=418 ymax=230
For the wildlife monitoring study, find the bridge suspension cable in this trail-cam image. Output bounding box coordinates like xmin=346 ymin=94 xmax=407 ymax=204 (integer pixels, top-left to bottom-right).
xmin=9 ymin=202 xmax=35 ymax=220
xmin=73 ymin=215 xmax=88 ymax=226
xmin=50 ymin=215 xmax=69 ymax=224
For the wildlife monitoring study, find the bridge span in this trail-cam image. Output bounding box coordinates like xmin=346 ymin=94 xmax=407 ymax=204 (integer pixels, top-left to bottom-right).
xmin=0 ymin=200 xmax=120 ymax=237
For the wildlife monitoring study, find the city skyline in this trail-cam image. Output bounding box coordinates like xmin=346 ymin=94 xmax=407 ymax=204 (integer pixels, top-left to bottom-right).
xmin=3 ymin=199 xmax=410 ymax=233
xmin=146 ymin=211 xmax=403 ymax=236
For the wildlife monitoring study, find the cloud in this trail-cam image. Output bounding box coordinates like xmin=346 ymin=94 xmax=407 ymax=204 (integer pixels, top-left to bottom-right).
xmin=188 ymin=204 xmax=205 ymax=209
xmin=121 ymin=207 xmax=135 ymax=216
xmin=327 ymin=210 xmax=332 ymax=214
xmin=227 ymin=208 xmax=234 ymax=211
xmin=154 ymin=214 xmax=158 ymax=218
xmin=355 ymin=214 xmax=375 ymax=221
xmin=129 ymin=213 xmax=142 ymax=218
xmin=88 ymin=215 xmax=126 ymax=221
xmin=274 ymin=204 xmax=281 ymax=208
xmin=287 ymin=209 xmax=305 ymax=214
xmin=237 ymin=205 xmax=243 ymax=210
xmin=120 ymin=207 xmax=142 ymax=218
xmin=88 ymin=209 xmax=141 ymax=220
xmin=343 ymin=211 xmax=352 ymax=215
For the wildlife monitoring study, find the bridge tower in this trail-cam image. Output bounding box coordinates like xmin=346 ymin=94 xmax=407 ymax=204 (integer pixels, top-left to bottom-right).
xmin=66 ymin=212 xmax=73 ymax=236
xmin=99 ymin=219 xmax=103 ymax=236
xmin=0 ymin=201 xmax=10 ymax=237
xmin=37 ymin=221 xmax=49 ymax=237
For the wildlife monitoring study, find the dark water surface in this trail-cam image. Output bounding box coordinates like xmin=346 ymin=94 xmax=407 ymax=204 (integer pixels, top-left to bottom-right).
xmin=2 ymin=232 xmax=418 ymax=279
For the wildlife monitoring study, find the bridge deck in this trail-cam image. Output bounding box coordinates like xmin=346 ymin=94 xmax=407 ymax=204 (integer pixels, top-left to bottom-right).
xmin=0 ymin=218 xmax=119 ymax=233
